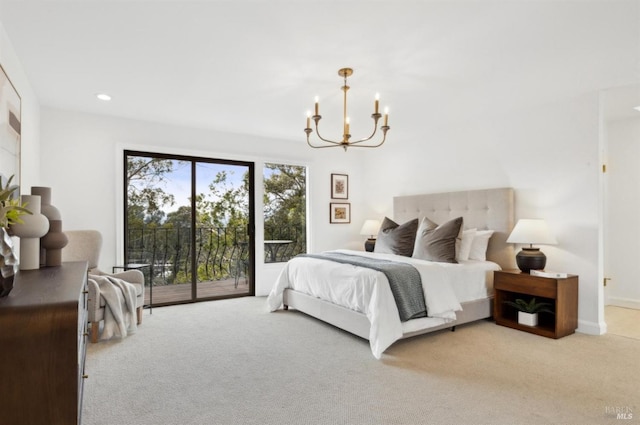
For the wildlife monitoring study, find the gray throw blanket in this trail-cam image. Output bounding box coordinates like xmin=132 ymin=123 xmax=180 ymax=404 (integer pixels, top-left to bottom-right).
xmin=300 ymin=252 xmax=427 ymax=321
xmin=89 ymin=274 xmax=138 ymax=340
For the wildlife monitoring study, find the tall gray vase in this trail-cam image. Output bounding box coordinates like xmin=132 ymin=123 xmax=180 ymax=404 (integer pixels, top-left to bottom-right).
xmin=31 ymin=186 xmax=65 ymax=266
xmin=41 ymin=220 xmax=68 ymax=267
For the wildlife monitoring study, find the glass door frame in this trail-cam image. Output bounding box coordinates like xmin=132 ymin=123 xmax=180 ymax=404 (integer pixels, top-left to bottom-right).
xmin=123 ymin=149 xmax=255 ymax=305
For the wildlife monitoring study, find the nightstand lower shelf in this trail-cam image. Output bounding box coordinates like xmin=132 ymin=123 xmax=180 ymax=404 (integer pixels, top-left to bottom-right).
xmin=494 ymin=317 xmax=558 ymax=338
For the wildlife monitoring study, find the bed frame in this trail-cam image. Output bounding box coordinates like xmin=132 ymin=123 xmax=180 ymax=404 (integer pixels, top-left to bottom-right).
xmin=283 ymin=187 xmax=515 ymax=341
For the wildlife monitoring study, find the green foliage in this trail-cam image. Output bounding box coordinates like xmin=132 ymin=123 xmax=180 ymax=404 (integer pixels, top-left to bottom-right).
xmin=264 ymin=164 xmax=306 ymax=243
xmin=126 ymin=157 xmax=176 ymax=227
xmin=503 ymin=298 xmax=554 ymax=314
xmin=0 ymin=175 xmax=32 ymax=228
xmin=124 ymin=158 xmax=307 ymax=285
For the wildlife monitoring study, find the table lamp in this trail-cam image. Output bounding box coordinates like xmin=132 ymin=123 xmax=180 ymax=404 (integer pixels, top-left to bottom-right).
xmin=506 ymin=218 xmax=557 ymax=272
xmin=360 ymin=219 xmax=381 ymax=252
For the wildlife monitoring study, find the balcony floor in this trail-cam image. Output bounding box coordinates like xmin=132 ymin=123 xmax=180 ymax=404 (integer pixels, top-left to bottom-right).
xmin=145 ymin=277 xmax=250 ymax=306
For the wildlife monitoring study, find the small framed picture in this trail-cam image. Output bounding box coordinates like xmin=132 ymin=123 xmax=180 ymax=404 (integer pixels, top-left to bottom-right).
xmin=330 ymin=203 xmax=351 ymax=224
xmin=331 ymin=173 xmax=349 ymax=199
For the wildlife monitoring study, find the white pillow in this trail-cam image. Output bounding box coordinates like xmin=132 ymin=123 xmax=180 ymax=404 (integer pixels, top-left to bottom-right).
xmin=468 ymin=230 xmax=495 ymax=261
xmin=455 ymin=228 xmax=477 ymax=261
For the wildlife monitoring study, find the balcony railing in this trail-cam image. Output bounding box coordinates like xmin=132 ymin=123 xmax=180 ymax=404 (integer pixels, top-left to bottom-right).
xmin=125 ymin=225 xmax=305 ymax=287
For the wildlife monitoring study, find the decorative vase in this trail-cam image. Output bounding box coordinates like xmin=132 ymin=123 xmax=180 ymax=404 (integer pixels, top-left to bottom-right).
xmin=31 ymin=187 xmax=65 ymax=265
xmin=40 ymin=220 xmax=68 ymax=267
xmin=518 ymin=311 xmax=538 ymax=327
xmin=31 ymin=187 xmax=61 ymax=221
xmin=10 ymin=195 xmax=49 ymax=270
xmin=0 ymin=227 xmax=18 ymax=297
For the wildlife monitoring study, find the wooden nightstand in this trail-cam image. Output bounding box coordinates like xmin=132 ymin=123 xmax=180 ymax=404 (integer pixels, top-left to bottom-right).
xmin=493 ymin=269 xmax=579 ymax=338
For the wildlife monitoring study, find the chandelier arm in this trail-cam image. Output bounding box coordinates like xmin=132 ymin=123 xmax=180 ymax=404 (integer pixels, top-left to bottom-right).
xmin=313 ymin=133 xmax=343 ymax=145
xmin=306 ymin=136 xmax=343 ymax=148
xmin=348 ymin=115 xmax=383 ymax=145
xmin=348 ymin=128 xmax=378 ymax=145
xmin=307 ymin=141 xmax=345 ymax=149
xmin=352 ymin=130 xmax=388 ymax=148
xmin=312 ymin=120 xmax=344 ymax=145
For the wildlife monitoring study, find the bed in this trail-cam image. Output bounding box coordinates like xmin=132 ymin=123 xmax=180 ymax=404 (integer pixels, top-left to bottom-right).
xmin=267 ymin=187 xmax=515 ymax=358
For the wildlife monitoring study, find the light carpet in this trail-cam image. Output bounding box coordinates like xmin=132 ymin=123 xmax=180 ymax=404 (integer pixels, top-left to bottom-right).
xmin=606 ymin=305 xmax=640 ymax=340
xmin=83 ymin=297 xmax=639 ymax=425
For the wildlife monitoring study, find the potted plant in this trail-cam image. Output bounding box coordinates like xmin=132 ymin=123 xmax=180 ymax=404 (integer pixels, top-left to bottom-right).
xmin=503 ymin=297 xmax=553 ymax=327
xmin=0 ymin=175 xmax=32 ymax=296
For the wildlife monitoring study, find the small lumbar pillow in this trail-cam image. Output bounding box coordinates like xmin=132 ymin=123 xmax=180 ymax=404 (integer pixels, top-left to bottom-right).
xmin=412 ymin=216 xmax=463 ymax=263
xmin=456 ymin=228 xmax=477 ymax=262
xmin=468 ymin=229 xmax=495 ymax=261
xmin=374 ymin=217 xmax=419 ymax=257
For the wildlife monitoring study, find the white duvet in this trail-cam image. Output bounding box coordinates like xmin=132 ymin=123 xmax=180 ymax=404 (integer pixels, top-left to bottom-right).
xmin=267 ymin=249 xmax=500 ymax=358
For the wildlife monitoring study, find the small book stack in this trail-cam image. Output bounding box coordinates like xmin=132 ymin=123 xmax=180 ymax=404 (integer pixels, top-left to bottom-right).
xmin=530 ymin=270 xmax=568 ymax=278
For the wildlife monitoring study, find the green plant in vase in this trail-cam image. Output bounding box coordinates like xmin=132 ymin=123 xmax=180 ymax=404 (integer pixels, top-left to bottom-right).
xmin=0 ymin=175 xmax=32 ymax=296
xmin=503 ymin=297 xmax=554 ymax=327
xmin=503 ymin=298 xmax=553 ymax=314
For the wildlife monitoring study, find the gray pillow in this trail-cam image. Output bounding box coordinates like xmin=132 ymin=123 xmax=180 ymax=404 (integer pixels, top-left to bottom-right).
xmin=412 ymin=216 xmax=463 ymax=263
xmin=373 ymin=217 xmax=419 ymax=257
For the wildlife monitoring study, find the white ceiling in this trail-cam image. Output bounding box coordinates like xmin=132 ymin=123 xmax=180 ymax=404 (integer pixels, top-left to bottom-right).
xmin=0 ymin=1 xmax=638 ymax=142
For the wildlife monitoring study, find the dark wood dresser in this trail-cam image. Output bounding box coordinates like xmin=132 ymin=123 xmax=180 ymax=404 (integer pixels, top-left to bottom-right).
xmin=0 ymin=261 xmax=89 ymax=425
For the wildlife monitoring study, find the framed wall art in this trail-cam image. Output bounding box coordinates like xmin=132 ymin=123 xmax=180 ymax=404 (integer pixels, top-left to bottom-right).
xmin=330 ymin=202 xmax=350 ymax=224
xmin=0 ymin=64 xmax=21 ymax=189
xmin=331 ymin=173 xmax=348 ymax=199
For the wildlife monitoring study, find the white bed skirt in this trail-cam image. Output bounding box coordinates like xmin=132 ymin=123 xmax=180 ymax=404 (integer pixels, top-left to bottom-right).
xmin=283 ymin=288 xmax=493 ymax=341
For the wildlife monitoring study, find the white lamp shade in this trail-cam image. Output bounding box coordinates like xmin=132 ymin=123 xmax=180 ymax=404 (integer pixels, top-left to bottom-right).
xmin=507 ymin=219 xmax=557 ymax=245
xmin=360 ymin=219 xmax=381 ymax=237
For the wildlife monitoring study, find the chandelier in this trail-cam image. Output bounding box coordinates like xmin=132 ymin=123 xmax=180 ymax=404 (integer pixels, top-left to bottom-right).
xmin=304 ymin=68 xmax=390 ymax=151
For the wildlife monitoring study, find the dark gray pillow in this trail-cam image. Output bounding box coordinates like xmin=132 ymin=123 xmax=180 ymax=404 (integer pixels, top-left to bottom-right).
xmin=412 ymin=216 xmax=463 ymax=263
xmin=373 ymin=217 xmax=419 ymax=257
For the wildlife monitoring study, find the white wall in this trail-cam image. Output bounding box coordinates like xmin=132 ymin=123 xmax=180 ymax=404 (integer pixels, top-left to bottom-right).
xmin=605 ymin=117 xmax=640 ymax=308
xmin=35 ymin=93 xmax=611 ymax=332
xmin=361 ymin=92 xmax=604 ymax=334
xmin=0 ymin=20 xmax=40 ymax=188
xmin=39 ymin=107 xmax=366 ymax=295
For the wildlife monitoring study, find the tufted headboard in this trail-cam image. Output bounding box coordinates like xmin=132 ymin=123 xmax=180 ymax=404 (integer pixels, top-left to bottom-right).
xmin=393 ymin=188 xmax=516 ymax=270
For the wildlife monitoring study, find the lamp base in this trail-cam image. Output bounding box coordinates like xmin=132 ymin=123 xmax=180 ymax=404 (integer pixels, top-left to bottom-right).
xmin=364 ymin=238 xmax=376 ymax=252
xmin=515 ymin=247 xmax=547 ymax=273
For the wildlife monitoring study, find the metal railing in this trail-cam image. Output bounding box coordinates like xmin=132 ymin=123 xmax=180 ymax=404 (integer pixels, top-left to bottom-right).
xmin=125 ymin=225 xmax=305 ymax=287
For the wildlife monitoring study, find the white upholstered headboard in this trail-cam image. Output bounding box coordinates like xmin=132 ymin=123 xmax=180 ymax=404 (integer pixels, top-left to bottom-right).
xmin=393 ymin=188 xmax=516 ymax=270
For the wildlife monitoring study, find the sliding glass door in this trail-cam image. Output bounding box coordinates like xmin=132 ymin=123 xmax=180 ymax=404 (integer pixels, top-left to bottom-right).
xmin=124 ymin=150 xmax=254 ymax=306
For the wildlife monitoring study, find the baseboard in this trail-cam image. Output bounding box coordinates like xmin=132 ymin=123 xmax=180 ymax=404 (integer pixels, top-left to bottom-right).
xmin=607 ymin=297 xmax=640 ymax=310
xmin=577 ymin=319 xmax=606 ymax=335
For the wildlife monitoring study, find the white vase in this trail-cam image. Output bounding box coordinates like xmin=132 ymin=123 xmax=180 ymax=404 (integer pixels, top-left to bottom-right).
xmin=518 ymin=311 xmax=538 ymax=327
xmin=10 ymin=195 xmax=50 ymax=270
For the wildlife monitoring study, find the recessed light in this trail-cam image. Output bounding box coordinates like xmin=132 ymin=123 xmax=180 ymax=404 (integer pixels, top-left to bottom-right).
xmin=96 ymin=93 xmax=111 ymax=101
xmin=634 ymin=106 xmax=640 ymax=112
